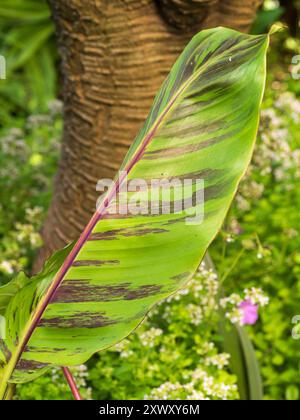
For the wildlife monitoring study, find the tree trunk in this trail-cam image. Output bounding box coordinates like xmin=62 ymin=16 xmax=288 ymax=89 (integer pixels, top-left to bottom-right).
xmin=36 ymin=0 xmax=262 ymax=271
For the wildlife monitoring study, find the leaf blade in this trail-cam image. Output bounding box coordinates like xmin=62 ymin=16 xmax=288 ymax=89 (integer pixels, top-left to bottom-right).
xmin=237 ymin=326 xmax=263 ymax=400
xmin=0 ymin=27 xmax=269 ymax=389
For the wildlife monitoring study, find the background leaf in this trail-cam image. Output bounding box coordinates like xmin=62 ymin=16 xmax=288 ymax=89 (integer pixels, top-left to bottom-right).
xmin=252 ymin=8 xmax=285 ymax=35
xmin=221 ymin=321 xmax=263 ymax=400
xmin=0 ymin=0 xmax=56 ymax=124
xmin=0 ymin=272 xmax=28 ymax=316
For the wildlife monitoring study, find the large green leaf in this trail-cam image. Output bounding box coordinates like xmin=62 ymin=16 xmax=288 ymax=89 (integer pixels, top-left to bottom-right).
xmin=0 ymin=27 xmax=269 ymax=397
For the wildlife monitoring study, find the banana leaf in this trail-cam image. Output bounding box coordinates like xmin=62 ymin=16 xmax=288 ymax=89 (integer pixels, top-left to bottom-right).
xmin=0 ymin=27 xmax=269 ymax=398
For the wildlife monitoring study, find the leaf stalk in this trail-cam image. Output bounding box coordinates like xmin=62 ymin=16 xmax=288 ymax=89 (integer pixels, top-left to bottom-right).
xmin=62 ymin=367 xmax=83 ymax=401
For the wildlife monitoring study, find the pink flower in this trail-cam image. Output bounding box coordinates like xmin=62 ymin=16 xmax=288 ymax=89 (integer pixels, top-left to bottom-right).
xmin=239 ymin=300 xmax=259 ymax=326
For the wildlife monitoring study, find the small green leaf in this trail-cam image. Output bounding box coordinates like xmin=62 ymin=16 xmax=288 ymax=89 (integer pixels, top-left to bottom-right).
xmin=0 ymin=272 xmax=28 ymax=316
xmin=251 ymin=8 xmax=284 ymax=35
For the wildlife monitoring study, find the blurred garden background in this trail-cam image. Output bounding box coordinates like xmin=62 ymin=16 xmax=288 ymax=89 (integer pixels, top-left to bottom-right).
xmin=0 ymin=0 xmax=299 ymax=400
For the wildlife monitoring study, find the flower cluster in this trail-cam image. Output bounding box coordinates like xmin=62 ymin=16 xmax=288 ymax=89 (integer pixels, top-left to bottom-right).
xmin=236 ymin=91 xmax=300 ymax=212
xmin=145 ymin=367 xmax=238 ymax=401
xmin=185 ymin=304 xmax=203 ymax=326
xmin=0 ymin=206 xmax=44 ymax=276
xmin=114 ymin=339 xmax=134 ymax=358
xmin=165 ymin=262 xmax=219 ymax=316
xmin=139 ymin=328 xmax=163 ymax=348
xmin=0 ymin=128 xmax=29 ymax=182
xmin=244 ymin=287 xmax=270 ymax=307
xmin=205 ymin=353 xmax=231 ymax=370
xmin=275 ymin=92 xmax=300 ymax=123
xmin=220 ymin=288 xmax=269 ymax=326
xmin=0 ymin=103 xmax=62 ymax=284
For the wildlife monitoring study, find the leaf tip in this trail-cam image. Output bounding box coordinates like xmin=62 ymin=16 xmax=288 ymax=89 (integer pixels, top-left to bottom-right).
xmin=269 ymin=23 xmax=288 ymax=36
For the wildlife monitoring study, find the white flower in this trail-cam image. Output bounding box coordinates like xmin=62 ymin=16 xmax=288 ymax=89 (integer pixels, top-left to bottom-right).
xmin=225 ymin=308 xmax=244 ymax=326
xmin=244 ymin=288 xmax=269 ymax=307
xmin=0 ymin=261 xmax=14 ymax=274
xmin=220 ymin=294 xmax=242 ymax=309
xmin=139 ymin=328 xmax=163 ymax=347
xmin=144 ymin=382 xmax=182 ymax=400
xmin=205 ymin=353 xmax=231 ymax=370
xmin=48 ymin=99 xmax=63 ymax=116
xmin=187 ymin=304 xmax=203 ymax=326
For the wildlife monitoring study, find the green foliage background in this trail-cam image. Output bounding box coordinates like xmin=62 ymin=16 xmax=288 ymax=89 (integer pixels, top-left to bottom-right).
xmin=0 ymin=0 xmax=56 ymax=125
xmin=0 ymin=0 xmax=299 ymax=401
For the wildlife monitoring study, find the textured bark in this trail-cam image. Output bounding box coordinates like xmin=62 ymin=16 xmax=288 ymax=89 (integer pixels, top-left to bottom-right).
xmin=36 ymin=0 xmax=262 ymax=271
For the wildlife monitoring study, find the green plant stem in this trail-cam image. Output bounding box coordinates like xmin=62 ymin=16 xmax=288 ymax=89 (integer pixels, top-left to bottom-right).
xmin=4 ymin=384 xmax=15 ymax=400
xmin=220 ymin=248 xmax=245 ymax=285
xmin=0 ymin=377 xmax=8 ymax=400
xmin=0 ymin=380 xmax=15 ymax=401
